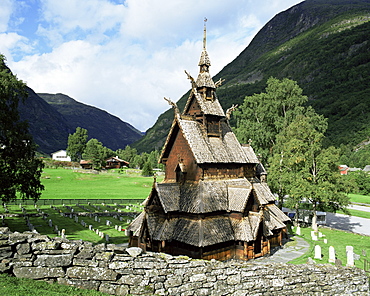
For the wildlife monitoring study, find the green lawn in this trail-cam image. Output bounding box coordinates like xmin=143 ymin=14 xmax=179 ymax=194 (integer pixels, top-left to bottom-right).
xmin=289 ymin=226 xmax=370 ymax=268
xmin=0 ymin=273 xmax=109 ymax=296
xmin=40 ymin=168 xmax=162 ymax=200
xmin=338 ymin=208 xmax=370 ymax=219
xmin=349 ymin=193 xmax=370 ymax=204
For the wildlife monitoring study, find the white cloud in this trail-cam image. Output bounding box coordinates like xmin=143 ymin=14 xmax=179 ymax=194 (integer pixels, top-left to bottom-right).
xmin=6 ymin=0 xmax=303 ymax=132
xmin=0 ymin=0 xmax=13 ymax=32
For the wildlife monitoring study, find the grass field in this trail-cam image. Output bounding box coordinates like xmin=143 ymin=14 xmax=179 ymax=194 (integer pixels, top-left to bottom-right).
xmin=40 ymin=168 xmax=163 ymax=200
xmin=349 ymin=193 xmax=370 ymax=204
xmin=288 ymin=226 xmax=370 ymax=268
xmin=0 ymin=273 xmax=109 ymax=296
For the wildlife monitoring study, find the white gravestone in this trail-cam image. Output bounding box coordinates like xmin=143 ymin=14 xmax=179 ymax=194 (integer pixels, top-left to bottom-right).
xmin=346 ymin=246 xmax=354 ymax=267
xmin=296 ymin=226 xmax=301 ymax=235
xmin=324 ymin=239 xmax=328 ymax=244
xmin=314 ymin=245 xmax=322 ymax=259
xmin=329 ymin=246 xmax=336 ymax=263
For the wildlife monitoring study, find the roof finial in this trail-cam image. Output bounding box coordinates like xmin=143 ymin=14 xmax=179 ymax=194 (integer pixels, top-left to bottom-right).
xmin=203 ymin=17 xmax=207 ymax=50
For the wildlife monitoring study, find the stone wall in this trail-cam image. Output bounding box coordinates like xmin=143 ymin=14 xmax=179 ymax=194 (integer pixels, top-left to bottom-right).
xmin=0 ymin=228 xmax=368 ymax=296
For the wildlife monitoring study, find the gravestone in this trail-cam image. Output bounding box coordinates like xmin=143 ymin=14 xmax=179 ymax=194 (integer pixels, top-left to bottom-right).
xmin=314 ymin=245 xmax=322 ymax=259
xmin=296 ymin=226 xmax=301 ymax=235
xmin=48 ymin=219 xmax=53 ymax=227
xmin=329 ymin=246 xmax=336 ymax=263
xmin=105 ymin=234 xmax=109 ymax=242
xmin=94 ymin=216 xmax=98 ymax=222
xmin=89 ymin=225 xmax=93 ymax=231
xmin=61 ymin=229 xmax=66 ymax=239
xmin=346 ymin=246 xmax=354 ymax=267
xmin=118 ymin=226 xmax=122 ymax=232
xmin=324 ymin=239 xmax=328 ymax=244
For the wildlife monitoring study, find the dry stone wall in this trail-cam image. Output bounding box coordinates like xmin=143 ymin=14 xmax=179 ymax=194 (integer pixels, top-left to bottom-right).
xmin=0 ymin=228 xmax=368 ymax=296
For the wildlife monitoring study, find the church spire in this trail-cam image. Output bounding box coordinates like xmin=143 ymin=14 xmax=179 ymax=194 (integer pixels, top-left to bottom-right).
xmin=197 ymin=18 xmax=215 ymax=89
xmin=203 ymin=17 xmax=207 ymax=50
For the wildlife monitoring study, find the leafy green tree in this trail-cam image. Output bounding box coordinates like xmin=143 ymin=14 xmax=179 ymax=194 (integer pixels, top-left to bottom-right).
xmin=234 ymin=77 xmax=307 ymax=163
xmin=67 ymin=127 xmax=88 ymax=162
xmin=0 ymin=55 xmax=44 ymax=203
xmin=141 ymin=161 xmax=153 ymax=176
xmin=268 ymin=113 xmax=351 ymax=228
xmin=116 ymin=145 xmax=138 ymax=167
xmin=82 ymin=138 xmax=105 ymax=170
xmin=347 ymin=170 xmax=370 ymax=195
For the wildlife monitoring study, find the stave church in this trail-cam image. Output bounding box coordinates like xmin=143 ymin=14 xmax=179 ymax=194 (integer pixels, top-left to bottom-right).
xmin=127 ymin=22 xmax=290 ymax=261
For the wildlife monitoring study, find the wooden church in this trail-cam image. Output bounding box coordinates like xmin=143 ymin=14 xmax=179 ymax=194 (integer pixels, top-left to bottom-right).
xmin=127 ymin=23 xmax=290 ymax=261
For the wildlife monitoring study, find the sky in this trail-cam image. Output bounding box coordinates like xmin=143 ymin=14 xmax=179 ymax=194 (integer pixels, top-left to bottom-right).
xmin=1 ymin=0 xmax=303 ymax=132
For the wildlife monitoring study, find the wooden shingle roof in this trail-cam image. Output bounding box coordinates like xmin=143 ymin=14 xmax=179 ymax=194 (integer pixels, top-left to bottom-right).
xmin=155 ymin=179 xmax=254 ymax=214
xmin=252 ymin=181 xmax=276 ymax=205
xmin=178 ymin=118 xmax=256 ymax=164
xmin=171 ymin=217 xmax=234 ymax=247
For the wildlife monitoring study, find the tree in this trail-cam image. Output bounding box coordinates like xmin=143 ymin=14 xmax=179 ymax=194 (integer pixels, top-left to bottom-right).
xmin=82 ymin=138 xmax=105 ymax=170
xmin=0 ymin=55 xmax=44 ymax=203
xmin=141 ymin=161 xmax=153 ymax=176
xmin=67 ymin=127 xmax=88 ymax=162
xmin=116 ymin=145 xmax=138 ymax=166
xmin=234 ymin=77 xmax=307 ymax=163
xmin=268 ymin=113 xmax=351 ymax=229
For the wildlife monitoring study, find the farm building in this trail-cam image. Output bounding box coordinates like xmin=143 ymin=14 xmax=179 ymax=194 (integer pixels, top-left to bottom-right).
xmin=127 ymin=24 xmax=290 ymax=261
xmin=51 ymin=150 xmax=71 ymax=162
xmin=80 ymin=156 xmax=129 ymax=169
xmin=105 ymin=156 xmax=129 ymax=169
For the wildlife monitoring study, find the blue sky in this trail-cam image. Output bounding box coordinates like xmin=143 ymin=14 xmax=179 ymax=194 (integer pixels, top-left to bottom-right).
xmin=1 ymin=0 xmax=303 ymax=131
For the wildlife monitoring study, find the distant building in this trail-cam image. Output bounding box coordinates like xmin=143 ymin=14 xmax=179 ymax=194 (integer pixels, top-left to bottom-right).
xmin=338 ymin=165 xmax=349 ymax=175
xmin=105 ymin=156 xmax=129 ymax=169
xmin=79 ymin=156 xmax=129 ymax=170
xmin=51 ymin=150 xmax=71 ymax=162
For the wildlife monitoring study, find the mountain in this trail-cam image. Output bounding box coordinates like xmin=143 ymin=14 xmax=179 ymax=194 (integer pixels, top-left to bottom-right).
xmin=132 ymin=0 xmax=370 ymax=153
xmin=18 ymin=88 xmax=72 ymax=155
xmin=37 ymin=93 xmax=142 ymax=154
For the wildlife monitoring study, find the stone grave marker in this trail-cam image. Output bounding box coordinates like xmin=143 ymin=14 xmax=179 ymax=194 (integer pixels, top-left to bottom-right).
xmin=346 ymin=246 xmax=354 ymax=267
xmin=48 ymin=219 xmax=53 ymax=227
xmin=61 ymin=229 xmax=66 ymax=239
xmin=329 ymin=246 xmax=336 ymax=263
xmin=314 ymin=245 xmax=322 ymax=259
xmin=105 ymin=234 xmax=109 ymax=242
xmin=89 ymin=225 xmax=93 ymax=231
xmin=324 ymin=239 xmax=328 ymax=244
xmin=296 ymin=226 xmax=301 ymax=235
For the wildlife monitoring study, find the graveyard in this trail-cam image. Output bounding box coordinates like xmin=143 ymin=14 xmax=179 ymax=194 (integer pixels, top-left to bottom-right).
xmin=1 ymin=168 xmax=159 ymax=245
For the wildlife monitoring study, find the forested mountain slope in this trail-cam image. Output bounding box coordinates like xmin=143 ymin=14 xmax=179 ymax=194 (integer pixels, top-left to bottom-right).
xmin=132 ymin=0 xmax=370 ymax=153
xmin=38 ymin=93 xmax=142 ymax=153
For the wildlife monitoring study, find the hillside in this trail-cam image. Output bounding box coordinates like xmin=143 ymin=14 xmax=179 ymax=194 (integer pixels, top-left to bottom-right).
xmin=132 ymin=0 xmax=370 ymax=153
xmin=18 ymin=88 xmax=72 ymax=155
xmin=37 ymin=93 xmax=142 ymax=153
